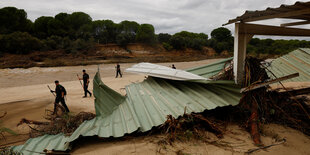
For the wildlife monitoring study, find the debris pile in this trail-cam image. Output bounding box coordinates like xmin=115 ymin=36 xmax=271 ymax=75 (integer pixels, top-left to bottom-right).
xmin=17 ymin=111 xmax=95 ymax=137
xmin=240 ymin=57 xmax=310 ymax=144
xmin=159 ymin=57 xmax=310 ymax=146
xmin=160 ymin=111 xmax=224 ymax=144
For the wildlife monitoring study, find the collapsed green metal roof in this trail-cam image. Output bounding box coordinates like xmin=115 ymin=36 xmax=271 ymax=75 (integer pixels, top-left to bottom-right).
xmin=12 ymin=61 xmax=241 ymax=154
xmin=12 ymin=49 xmax=310 ymax=154
xmin=186 ymin=57 xmax=233 ymax=79
xmin=267 ymin=48 xmax=310 ymax=82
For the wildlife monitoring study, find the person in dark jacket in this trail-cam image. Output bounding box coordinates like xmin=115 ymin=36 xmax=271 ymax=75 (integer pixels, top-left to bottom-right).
xmin=79 ymin=70 xmax=92 ymax=98
xmin=115 ymin=63 xmax=122 ymax=78
xmin=50 ymin=80 xmax=69 ymax=114
xmin=172 ymin=64 xmax=176 ymax=69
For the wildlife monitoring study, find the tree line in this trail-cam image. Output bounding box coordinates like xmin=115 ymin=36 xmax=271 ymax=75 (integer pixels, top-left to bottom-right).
xmin=0 ymin=7 xmax=159 ymax=54
xmin=1 ymin=6 xmax=310 ymax=56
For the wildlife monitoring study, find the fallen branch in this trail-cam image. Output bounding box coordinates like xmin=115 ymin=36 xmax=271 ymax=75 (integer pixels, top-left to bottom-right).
xmin=17 ymin=112 xmax=96 ymax=138
xmin=17 ymin=118 xmax=49 ymax=126
xmin=245 ymin=138 xmax=286 ymax=154
xmin=241 ymin=73 xmax=299 ymax=93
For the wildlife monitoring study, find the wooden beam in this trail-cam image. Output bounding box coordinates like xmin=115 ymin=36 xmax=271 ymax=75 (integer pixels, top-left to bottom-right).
xmin=239 ymin=23 xmax=310 ymax=36
xmin=280 ymin=20 xmax=310 ymax=27
xmin=240 ymin=73 xmax=299 ymax=93
xmin=241 ymin=8 xmax=310 ymax=23
xmin=281 ymin=15 xmax=310 ymax=21
xmin=279 ymin=87 xmax=310 ymax=96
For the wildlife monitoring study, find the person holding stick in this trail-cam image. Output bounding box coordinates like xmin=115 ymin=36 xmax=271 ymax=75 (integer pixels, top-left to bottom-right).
xmin=78 ymin=69 xmax=92 ymax=98
xmin=50 ymin=80 xmax=70 ymax=114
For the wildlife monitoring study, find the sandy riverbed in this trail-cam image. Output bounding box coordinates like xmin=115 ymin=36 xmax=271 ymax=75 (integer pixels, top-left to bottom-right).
xmin=0 ymin=59 xmax=309 ymax=154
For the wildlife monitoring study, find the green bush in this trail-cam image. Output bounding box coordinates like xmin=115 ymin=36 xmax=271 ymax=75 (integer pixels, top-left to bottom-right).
xmin=158 ymin=33 xmax=172 ymax=43
xmin=135 ymin=24 xmax=156 ymax=44
xmin=0 ymin=32 xmax=42 ymax=54
xmin=116 ymin=33 xmax=130 ymax=47
xmin=162 ymin=42 xmax=173 ymax=51
xmin=169 ymin=35 xmax=186 ymax=50
xmin=168 ymin=31 xmax=208 ymax=50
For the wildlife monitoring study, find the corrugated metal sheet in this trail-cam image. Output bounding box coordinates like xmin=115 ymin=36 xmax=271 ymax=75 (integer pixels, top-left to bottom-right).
xmin=224 ymin=1 xmax=310 ymax=25
xmin=266 ymin=48 xmax=310 ymax=82
xmin=66 ymin=71 xmax=241 ymax=141
xmin=186 ymin=57 xmax=233 ymax=79
xmin=12 ymin=64 xmax=241 ymax=154
xmin=12 ymin=134 xmax=70 ymax=154
xmin=125 ymin=62 xmax=207 ymax=80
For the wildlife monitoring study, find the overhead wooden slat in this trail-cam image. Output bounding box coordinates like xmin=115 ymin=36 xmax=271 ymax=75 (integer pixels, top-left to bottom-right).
xmin=282 ymin=15 xmax=310 ymax=20
xmin=281 ymin=20 xmax=310 ymax=27
xmin=238 ymin=23 xmax=310 ymax=36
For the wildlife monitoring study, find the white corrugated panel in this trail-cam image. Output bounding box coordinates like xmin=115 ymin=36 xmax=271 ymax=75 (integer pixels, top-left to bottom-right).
xmin=125 ymin=62 xmax=208 ymax=80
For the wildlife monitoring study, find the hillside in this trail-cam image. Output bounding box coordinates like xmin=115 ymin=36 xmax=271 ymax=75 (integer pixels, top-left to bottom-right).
xmin=0 ymin=43 xmax=222 ymax=69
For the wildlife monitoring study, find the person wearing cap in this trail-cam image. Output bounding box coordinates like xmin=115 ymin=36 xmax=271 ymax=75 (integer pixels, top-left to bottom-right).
xmin=50 ymin=80 xmax=69 ymax=114
xmin=79 ymin=69 xmax=92 ymax=98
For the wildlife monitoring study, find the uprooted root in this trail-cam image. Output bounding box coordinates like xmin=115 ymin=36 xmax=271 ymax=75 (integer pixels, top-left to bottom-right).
xmin=159 ymin=113 xmax=224 ymax=144
xmin=236 ymin=57 xmax=310 ymax=145
xmin=244 ymin=57 xmax=310 ymax=135
xmin=260 ymin=91 xmax=310 ymax=135
xmin=17 ymin=112 xmax=96 ymax=138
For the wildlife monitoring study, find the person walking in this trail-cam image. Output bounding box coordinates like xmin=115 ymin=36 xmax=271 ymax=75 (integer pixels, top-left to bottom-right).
xmin=50 ymin=80 xmax=69 ymax=114
xmin=115 ymin=63 xmax=122 ymax=78
xmin=79 ymin=70 xmax=92 ymax=98
xmin=172 ymin=64 xmax=176 ymax=69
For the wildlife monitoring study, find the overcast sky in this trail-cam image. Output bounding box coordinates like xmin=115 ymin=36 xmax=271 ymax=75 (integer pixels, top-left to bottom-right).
xmin=0 ymin=0 xmax=309 ymax=38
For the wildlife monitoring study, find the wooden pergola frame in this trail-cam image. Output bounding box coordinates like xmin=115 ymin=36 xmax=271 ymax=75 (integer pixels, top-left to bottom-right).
xmin=223 ymin=1 xmax=310 ymax=84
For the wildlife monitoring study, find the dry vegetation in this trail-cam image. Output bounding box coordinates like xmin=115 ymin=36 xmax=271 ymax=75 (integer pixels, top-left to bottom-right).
xmin=17 ymin=106 xmax=95 ymax=138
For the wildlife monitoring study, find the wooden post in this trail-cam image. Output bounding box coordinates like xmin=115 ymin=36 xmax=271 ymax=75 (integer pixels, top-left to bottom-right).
xmin=233 ymin=23 xmax=253 ymax=84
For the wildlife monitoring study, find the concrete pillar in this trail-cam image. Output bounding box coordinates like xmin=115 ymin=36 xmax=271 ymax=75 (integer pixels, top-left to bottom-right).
xmin=233 ymin=23 xmax=253 ymax=85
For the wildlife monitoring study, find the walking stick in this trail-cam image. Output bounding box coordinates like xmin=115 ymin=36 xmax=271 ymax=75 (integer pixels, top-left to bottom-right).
xmin=47 ymin=85 xmax=55 ymax=97
xmin=76 ymin=74 xmax=84 ymax=90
